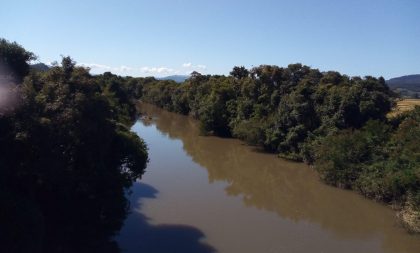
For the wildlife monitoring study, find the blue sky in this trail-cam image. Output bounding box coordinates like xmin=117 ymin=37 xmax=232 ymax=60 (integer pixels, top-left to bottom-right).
xmin=1 ymin=0 xmax=419 ymax=78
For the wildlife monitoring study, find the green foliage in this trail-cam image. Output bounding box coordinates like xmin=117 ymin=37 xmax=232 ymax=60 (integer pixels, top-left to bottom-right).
xmin=232 ymin=117 xmax=266 ymax=145
xmin=314 ymin=120 xmax=391 ymax=188
xmin=140 ymin=64 xmax=394 ymax=161
xmin=197 ymin=78 xmax=236 ymax=136
xmin=314 ymin=107 xmax=420 ymax=230
xmin=137 ymin=63 xmax=420 ymax=230
xmin=96 ymin=72 xmax=139 ymax=125
xmin=230 ymin=66 xmax=249 ymax=79
xmin=0 ymin=38 xmax=36 ymax=82
xmin=0 ymin=45 xmax=148 ymax=252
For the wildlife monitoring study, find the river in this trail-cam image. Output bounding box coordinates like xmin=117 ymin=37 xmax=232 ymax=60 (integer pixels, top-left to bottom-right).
xmin=116 ymin=103 xmax=420 ymax=253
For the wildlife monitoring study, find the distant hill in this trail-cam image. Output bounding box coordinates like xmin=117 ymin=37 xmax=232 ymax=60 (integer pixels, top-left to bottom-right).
xmin=158 ymin=75 xmax=189 ymax=83
xmin=386 ymin=75 xmax=420 ymax=98
xmin=30 ymin=63 xmax=50 ymax=72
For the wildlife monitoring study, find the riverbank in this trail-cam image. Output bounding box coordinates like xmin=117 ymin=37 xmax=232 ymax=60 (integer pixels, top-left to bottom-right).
xmin=137 ymin=97 xmax=420 ymax=234
xmin=121 ymin=102 xmax=420 ymax=253
xmin=136 ymin=65 xmax=418 ymax=234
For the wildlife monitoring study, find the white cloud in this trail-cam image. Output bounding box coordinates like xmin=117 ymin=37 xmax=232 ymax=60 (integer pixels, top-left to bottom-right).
xmin=74 ymin=62 xmax=206 ymax=77
xmin=140 ymin=66 xmax=179 ymax=75
xmin=119 ymin=65 xmax=133 ymax=72
xmin=181 ymin=63 xmax=207 ymax=74
xmin=45 ymin=61 xmax=56 ymax=66
xmin=79 ymin=63 xmax=136 ymax=74
xmin=80 ymin=63 xmax=111 ymax=70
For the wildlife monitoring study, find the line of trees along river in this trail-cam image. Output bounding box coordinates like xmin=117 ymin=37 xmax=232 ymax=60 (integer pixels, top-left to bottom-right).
xmin=0 ymin=37 xmax=419 ymax=253
xmin=138 ymin=67 xmax=420 ymax=233
xmin=135 ymin=102 xmax=420 ymax=253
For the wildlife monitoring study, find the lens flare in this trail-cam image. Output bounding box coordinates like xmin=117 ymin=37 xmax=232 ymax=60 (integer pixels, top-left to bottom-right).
xmin=0 ymin=62 xmax=19 ymax=116
xmin=0 ymin=76 xmax=18 ymax=116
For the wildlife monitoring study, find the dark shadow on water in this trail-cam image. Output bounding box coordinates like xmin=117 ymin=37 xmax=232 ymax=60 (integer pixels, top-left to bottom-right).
xmin=117 ymin=182 xmax=216 ymax=253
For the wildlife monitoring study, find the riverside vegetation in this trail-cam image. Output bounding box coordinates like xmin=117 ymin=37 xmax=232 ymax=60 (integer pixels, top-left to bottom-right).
xmin=1 ymin=36 xmax=419 ymax=253
xmin=139 ymin=67 xmax=420 ymax=232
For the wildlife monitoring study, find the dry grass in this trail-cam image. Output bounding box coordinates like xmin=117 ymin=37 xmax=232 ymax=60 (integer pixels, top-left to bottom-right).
xmin=388 ymin=99 xmax=420 ymax=117
xmin=398 ymin=200 xmax=420 ymax=233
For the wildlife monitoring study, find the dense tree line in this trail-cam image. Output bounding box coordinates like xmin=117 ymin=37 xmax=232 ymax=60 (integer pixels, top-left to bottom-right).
xmin=140 ymin=65 xmax=394 ymax=159
xmin=138 ymin=65 xmax=419 ymax=232
xmin=0 ymin=39 xmax=148 ymax=252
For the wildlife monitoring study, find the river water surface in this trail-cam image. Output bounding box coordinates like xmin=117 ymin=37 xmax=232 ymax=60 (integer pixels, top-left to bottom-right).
xmin=116 ymin=103 xmax=420 ymax=253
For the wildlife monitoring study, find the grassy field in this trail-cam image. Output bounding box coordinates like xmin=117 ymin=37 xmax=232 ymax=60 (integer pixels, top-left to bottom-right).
xmin=388 ymin=99 xmax=420 ymax=117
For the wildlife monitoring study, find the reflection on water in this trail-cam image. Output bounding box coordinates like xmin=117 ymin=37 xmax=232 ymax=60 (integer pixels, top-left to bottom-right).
xmin=128 ymin=103 xmax=420 ymax=253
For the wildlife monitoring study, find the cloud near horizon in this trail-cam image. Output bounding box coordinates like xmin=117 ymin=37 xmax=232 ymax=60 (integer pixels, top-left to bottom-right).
xmin=75 ymin=62 xmax=208 ymax=77
xmin=79 ymin=63 xmax=134 ymax=73
xmin=140 ymin=66 xmax=179 ymax=75
xmin=182 ymin=62 xmax=206 ymax=70
xmin=78 ymin=63 xmax=178 ymax=76
xmin=181 ymin=63 xmax=207 ymax=75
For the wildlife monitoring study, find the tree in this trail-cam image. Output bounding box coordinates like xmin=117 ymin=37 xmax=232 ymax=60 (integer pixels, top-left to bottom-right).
xmin=230 ymin=66 xmax=249 ymax=79
xmin=190 ymin=71 xmax=202 ymax=78
xmin=1 ymin=50 xmax=149 ymax=252
xmin=0 ymin=38 xmax=36 ymax=83
xmin=61 ymin=56 xmax=75 ymax=79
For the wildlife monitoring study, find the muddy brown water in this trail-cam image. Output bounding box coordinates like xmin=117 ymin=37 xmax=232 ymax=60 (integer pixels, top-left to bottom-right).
xmin=116 ymin=103 xmax=420 ymax=253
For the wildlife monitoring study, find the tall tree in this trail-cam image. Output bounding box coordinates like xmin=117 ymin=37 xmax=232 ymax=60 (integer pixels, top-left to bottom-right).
xmin=0 ymin=38 xmax=36 ymax=83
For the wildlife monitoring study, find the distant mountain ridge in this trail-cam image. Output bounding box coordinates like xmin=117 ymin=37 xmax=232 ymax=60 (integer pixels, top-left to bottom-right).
xmin=158 ymin=75 xmax=189 ymax=83
xmin=30 ymin=63 xmax=50 ymax=72
xmin=386 ymin=75 xmax=420 ymax=91
xmin=386 ymin=74 xmax=420 ymax=98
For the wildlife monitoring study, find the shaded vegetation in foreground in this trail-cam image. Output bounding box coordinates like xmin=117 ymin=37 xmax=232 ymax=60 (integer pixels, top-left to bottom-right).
xmin=0 ymin=39 xmax=148 ymax=252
